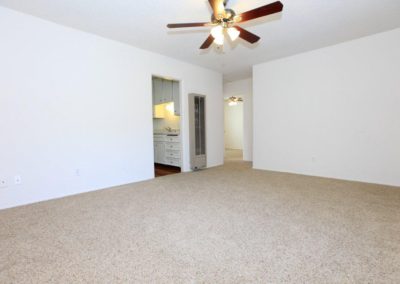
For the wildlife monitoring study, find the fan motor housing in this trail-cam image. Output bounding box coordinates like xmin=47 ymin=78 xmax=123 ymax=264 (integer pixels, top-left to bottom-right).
xmin=211 ymin=8 xmax=236 ymax=24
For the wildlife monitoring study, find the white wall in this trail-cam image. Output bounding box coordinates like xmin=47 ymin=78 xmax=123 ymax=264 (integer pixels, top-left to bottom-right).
xmin=254 ymin=28 xmax=400 ymax=186
xmin=224 ymin=101 xmax=243 ymax=150
xmin=0 ymin=7 xmax=224 ymax=209
xmin=224 ymin=78 xmax=253 ymax=161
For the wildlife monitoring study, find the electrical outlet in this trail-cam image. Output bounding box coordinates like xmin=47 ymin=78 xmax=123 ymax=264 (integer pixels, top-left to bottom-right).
xmin=75 ymin=169 xmax=80 ymax=177
xmin=0 ymin=179 xmax=8 ymax=188
xmin=14 ymin=175 xmax=22 ymax=185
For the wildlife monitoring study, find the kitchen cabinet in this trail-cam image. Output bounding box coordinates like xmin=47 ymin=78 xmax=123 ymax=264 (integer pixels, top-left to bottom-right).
xmin=173 ymin=81 xmax=180 ymax=116
xmin=164 ymin=135 xmax=181 ymax=167
xmin=152 ymin=77 xmax=180 ymax=108
xmin=153 ymin=134 xmax=181 ymax=167
xmin=162 ymin=79 xmax=173 ymax=103
xmin=154 ymin=143 xmax=166 ymax=164
xmin=152 ymin=77 xmax=164 ymax=105
xmin=154 ymin=136 xmax=166 ymax=164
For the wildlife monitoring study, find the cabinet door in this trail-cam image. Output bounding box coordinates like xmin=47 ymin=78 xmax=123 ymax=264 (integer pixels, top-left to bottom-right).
xmin=173 ymin=81 xmax=180 ymax=116
xmin=154 ymin=142 xmax=160 ymax=163
xmin=153 ymin=77 xmax=163 ymax=105
xmin=154 ymin=142 xmax=166 ymax=164
xmin=152 ymin=78 xmax=156 ymax=107
xmin=162 ymin=79 xmax=173 ymax=103
xmin=154 ymin=142 xmax=158 ymax=163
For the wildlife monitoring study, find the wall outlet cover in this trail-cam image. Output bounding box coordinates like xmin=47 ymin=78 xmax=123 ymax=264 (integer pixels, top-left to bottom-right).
xmin=14 ymin=175 xmax=22 ymax=185
xmin=0 ymin=179 xmax=8 ymax=188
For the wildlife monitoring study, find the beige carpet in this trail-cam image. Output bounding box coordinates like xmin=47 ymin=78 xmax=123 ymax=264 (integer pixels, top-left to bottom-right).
xmin=225 ymin=149 xmax=243 ymax=162
xmin=1 ymin=160 xmax=400 ymax=283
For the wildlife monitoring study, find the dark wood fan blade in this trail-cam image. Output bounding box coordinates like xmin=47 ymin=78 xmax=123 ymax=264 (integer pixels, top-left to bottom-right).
xmin=167 ymin=22 xmax=209 ymax=28
xmin=237 ymin=1 xmax=283 ymax=23
xmin=200 ymin=35 xmax=215 ymax=49
xmin=235 ymin=26 xmax=260 ymax=44
xmin=208 ymin=0 xmax=226 ymax=19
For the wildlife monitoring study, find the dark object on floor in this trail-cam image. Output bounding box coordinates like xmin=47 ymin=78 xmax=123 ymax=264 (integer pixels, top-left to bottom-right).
xmin=155 ymin=163 xmax=181 ymax=177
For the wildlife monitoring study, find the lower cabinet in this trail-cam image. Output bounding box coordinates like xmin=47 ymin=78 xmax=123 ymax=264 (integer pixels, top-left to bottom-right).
xmin=165 ymin=157 xmax=181 ymax=167
xmin=154 ymin=135 xmax=181 ymax=167
xmin=154 ymin=141 xmax=166 ymax=164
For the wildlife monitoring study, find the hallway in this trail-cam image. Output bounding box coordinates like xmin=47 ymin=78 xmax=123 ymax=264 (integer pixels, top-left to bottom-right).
xmin=224 ymin=149 xmax=243 ymax=162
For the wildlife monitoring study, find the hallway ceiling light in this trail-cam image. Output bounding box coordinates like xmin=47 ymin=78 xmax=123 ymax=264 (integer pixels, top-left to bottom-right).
xmin=227 ymin=96 xmax=243 ymax=106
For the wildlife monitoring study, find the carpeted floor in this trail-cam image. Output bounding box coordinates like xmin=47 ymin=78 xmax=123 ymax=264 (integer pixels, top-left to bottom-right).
xmin=224 ymin=148 xmax=243 ymax=162
xmin=1 ymin=158 xmax=400 ymax=283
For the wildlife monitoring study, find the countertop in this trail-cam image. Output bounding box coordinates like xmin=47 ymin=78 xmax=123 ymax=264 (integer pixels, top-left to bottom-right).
xmin=153 ymin=130 xmax=180 ymax=135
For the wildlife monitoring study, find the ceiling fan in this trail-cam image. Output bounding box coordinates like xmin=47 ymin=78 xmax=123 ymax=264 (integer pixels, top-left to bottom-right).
xmin=167 ymin=0 xmax=284 ymax=49
xmin=226 ymin=96 xmax=243 ymax=106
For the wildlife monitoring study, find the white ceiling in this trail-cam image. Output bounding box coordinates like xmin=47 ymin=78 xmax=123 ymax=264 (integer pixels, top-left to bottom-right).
xmin=1 ymin=0 xmax=400 ymax=82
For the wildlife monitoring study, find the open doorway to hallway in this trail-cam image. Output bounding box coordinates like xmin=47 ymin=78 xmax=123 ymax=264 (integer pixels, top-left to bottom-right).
xmin=223 ymin=77 xmax=253 ymax=163
xmin=224 ymin=96 xmax=244 ymax=161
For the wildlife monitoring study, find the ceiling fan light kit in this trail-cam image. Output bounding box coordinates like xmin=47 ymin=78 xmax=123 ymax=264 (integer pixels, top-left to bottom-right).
xmin=167 ymin=0 xmax=284 ymax=50
xmin=227 ymin=96 xmax=243 ymax=106
xmin=227 ymin=27 xmax=240 ymax=41
xmin=211 ymin=25 xmax=224 ymax=45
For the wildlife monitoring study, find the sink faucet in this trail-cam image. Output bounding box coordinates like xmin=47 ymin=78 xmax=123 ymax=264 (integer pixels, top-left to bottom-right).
xmin=165 ymin=127 xmax=172 ymax=132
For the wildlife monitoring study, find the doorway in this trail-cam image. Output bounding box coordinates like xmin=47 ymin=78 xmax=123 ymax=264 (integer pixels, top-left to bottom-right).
xmin=224 ymin=96 xmax=244 ymax=161
xmin=152 ymin=76 xmax=182 ymax=177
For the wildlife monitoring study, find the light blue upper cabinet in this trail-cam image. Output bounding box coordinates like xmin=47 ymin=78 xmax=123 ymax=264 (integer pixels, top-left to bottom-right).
xmin=162 ymin=79 xmax=173 ymax=103
xmin=153 ymin=77 xmax=163 ymax=105
xmin=173 ymin=81 xmax=180 ymax=116
xmin=152 ymin=77 xmax=178 ymax=106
